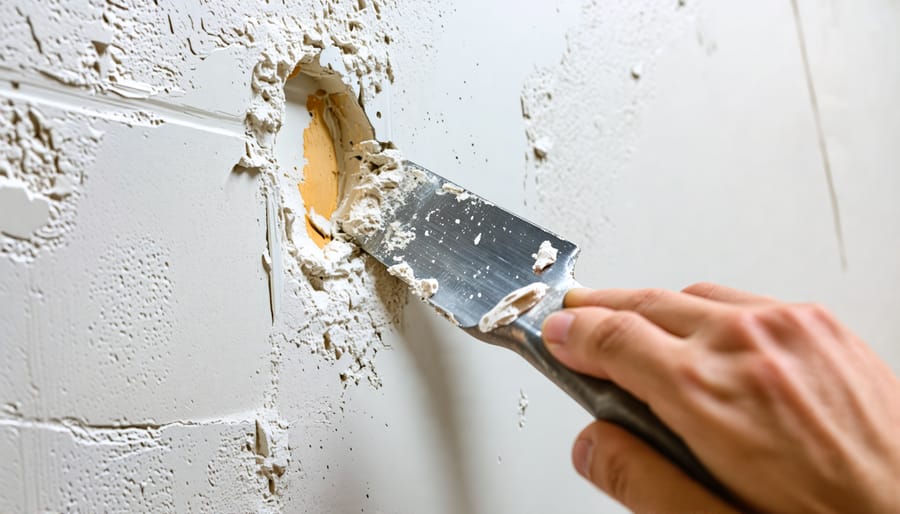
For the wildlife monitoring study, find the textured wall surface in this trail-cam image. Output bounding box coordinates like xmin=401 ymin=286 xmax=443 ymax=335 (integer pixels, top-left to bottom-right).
xmin=1 ymin=1 xmax=898 ymax=513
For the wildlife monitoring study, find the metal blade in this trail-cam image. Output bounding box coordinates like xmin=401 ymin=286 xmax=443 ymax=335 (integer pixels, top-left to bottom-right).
xmin=354 ymin=161 xmax=579 ymax=328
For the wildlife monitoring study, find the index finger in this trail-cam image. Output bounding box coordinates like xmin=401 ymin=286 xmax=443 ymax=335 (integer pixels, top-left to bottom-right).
xmin=681 ymin=282 xmax=776 ymax=306
xmin=565 ymin=288 xmax=730 ymax=337
xmin=543 ymin=306 xmax=685 ymax=405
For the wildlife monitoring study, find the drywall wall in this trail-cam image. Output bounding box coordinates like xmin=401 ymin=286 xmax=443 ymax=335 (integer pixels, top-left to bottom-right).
xmin=1 ymin=0 xmax=898 ymax=513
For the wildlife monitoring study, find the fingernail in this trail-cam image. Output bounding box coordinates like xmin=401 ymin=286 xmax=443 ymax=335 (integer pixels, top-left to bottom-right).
xmin=543 ymin=311 xmax=575 ymax=345
xmin=573 ymin=438 xmax=594 ymax=479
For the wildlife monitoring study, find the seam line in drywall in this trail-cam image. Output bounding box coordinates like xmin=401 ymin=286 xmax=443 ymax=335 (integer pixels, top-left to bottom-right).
xmin=0 ymin=413 xmax=261 ymax=432
xmin=0 ymin=67 xmax=245 ymax=138
xmin=790 ymin=0 xmax=848 ymax=271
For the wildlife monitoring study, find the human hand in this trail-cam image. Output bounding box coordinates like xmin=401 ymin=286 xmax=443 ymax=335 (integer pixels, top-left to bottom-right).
xmin=542 ymin=283 xmax=900 ymax=514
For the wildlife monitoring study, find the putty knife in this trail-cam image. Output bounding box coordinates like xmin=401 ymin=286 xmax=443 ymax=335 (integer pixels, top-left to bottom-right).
xmin=353 ymin=161 xmax=732 ymax=500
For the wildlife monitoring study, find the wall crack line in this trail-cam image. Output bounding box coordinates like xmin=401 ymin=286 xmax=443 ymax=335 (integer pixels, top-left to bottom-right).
xmin=790 ymin=0 xmax=848 ymax=271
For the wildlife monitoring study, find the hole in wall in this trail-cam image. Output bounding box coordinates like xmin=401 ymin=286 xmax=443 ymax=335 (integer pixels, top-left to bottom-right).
xmin=274 ymin=57 xmax=374 ymax=249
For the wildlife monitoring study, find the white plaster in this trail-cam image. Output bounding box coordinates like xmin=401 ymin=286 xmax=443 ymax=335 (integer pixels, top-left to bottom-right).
xmin=478 ymin=282 xmax=550 ymax=333
xmin=517 ymin=389 xmax=529 ymax=430
xmin=384 ymin=221 xmax=416 ymax=252
xmin=306 ymin=207 xmax=333 ymax=239
xmin=531 ymin=240 xmax=559 ymax=274
xmin=387 ymin=261 xmax=439 ymax=299
xmin=440 ymin=181 xmax=473 ymax=202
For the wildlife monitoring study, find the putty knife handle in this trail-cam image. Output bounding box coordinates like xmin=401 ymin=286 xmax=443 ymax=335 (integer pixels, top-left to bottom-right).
xmin=516 ymin=316 xmax=736 ymax=504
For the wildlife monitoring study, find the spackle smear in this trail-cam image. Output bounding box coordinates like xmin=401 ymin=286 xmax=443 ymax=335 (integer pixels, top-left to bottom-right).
xmin=478 ymin=282 xmax=549 ymax=332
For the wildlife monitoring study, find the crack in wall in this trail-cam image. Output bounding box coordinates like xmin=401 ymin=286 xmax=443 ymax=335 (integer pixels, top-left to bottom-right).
xmin=790 ymin=0 xmax=848 ymax=271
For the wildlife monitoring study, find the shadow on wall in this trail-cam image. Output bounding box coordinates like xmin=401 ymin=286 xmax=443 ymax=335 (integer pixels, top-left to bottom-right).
xmin=396 ymin=297 xmax=478 ymax=513
xmin=316 ymin=291 xmax=478 ymax=513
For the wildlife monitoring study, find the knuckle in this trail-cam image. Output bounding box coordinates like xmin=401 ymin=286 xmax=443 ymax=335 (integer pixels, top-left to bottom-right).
xmin=777 ymin=304 xmax=808 ymax=325
xmin=800 ymin=302 xmax=838 ymax=327
xmin=716 ymin=310 xmax=765 ymax=350
xmin=761 ymin=304 xmax=827 ymax=339
xmin=784 ymin=303 xmax=843 ymax=342
xmin=672 ymin=355 xmax=705 ymax=389
xmin=587 ymin=311 xmax=641 ymax=357
xmin=740 ymin=352 xmax=790 ymax=395
xmin=630 ymin=288 xmax=666 ymax=313
xmin=749 ymin=304 xmax=796 ymax=333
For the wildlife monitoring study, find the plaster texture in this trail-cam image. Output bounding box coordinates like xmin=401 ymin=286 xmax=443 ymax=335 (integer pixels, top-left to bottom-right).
xmin=1 ymin=0 xmax=899 ymax=513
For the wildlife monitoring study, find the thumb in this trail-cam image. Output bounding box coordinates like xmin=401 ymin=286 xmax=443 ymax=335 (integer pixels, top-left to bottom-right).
xmin=573 ymin=421 xmax=738 ymax=514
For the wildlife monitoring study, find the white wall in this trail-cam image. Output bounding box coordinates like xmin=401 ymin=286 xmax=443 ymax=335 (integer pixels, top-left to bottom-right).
xmin=1 ymin=1 xmax=898 ymax=513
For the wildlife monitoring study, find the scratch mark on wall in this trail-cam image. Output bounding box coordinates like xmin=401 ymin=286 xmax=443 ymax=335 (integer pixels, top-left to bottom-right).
xmin=790 ymin=0 xmax=848 ymax=271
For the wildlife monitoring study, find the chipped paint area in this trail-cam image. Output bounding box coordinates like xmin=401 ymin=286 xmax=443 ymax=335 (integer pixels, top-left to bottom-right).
xmin=0 ymin=100 xmax=103 ymax=261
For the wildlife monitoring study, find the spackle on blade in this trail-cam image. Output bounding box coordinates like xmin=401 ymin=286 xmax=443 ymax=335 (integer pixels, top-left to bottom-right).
xmin=440 ymin=182 xmax=472 ymax=202
xmin=531 ymin=240 xmax=558 ymax=273
xmin=387 ymin=261 xmax=439 ymax=299
xmin=478 ymin=282 xmax=549 ymax=332
xmin=384 ymin=220 xmax=416 ymax=252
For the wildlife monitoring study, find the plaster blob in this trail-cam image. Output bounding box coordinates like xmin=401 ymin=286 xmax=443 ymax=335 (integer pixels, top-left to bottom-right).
xmin=531 ymin=240 xmax=558 ymax=273
xmin=332 ymin=140 xmax=425 ymax=242
xmin=478 ymin=282 xmax=550 ymax=333
xmin=387 ymin=262 xmax=439 ymax=299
